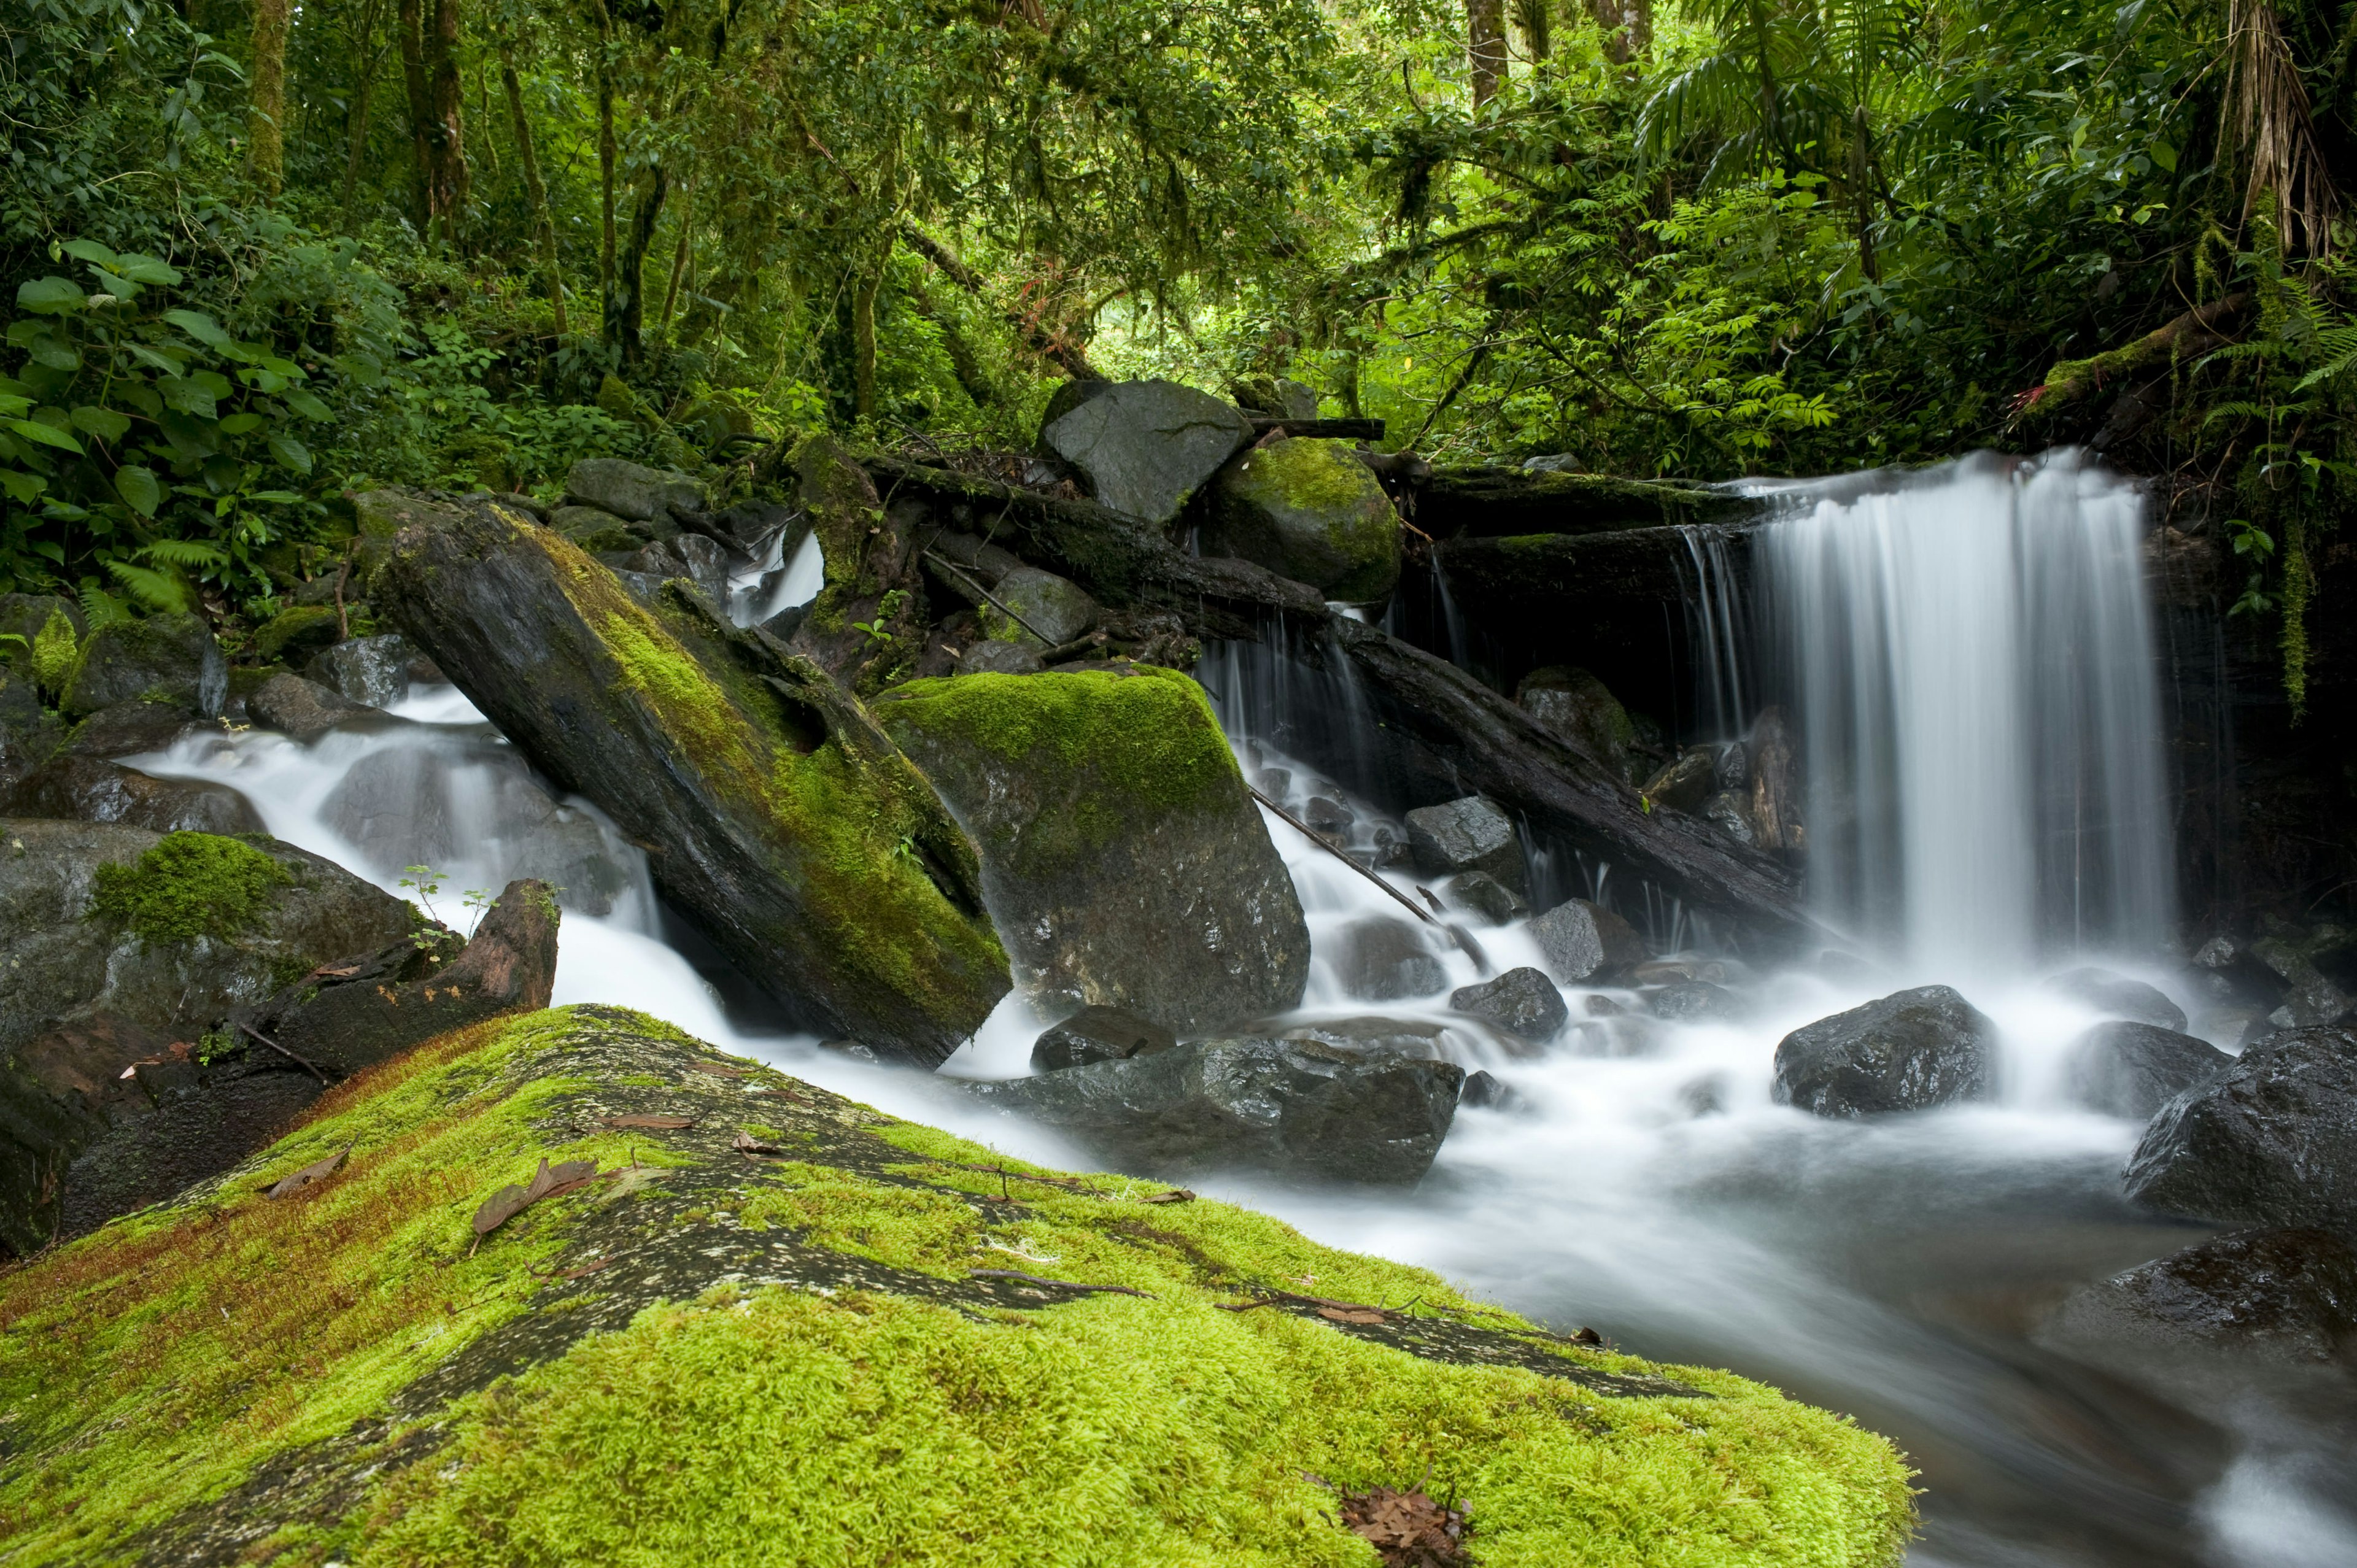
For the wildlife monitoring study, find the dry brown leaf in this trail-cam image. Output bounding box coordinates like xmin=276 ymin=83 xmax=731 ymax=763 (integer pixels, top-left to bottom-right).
xmin=732 ymin=1131 xmax=787 ymax=1157
xmin=1140 ymin=1188 xmax=1195 ymax=1204
xmin=472 ymin=1156 xmax=598 ymax=1237
xmin=1338 ymin=1486 xmax=1473 ymax=1567
xmin=603 ymin=1113 xmax=695 ymax=1130
xmin=265 ymin=1143 xmax=351 ymax=1200
xmin=1317 ymin=1306 xmax=1388 ymax=1325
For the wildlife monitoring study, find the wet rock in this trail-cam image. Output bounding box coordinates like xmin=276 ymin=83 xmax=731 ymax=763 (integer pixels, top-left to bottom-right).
xmin=2190 ymin=933 xmax=2283 ymax=1003
xmin=2046 ymin=967 xmax=2189 ymax=1032
xmin=1772 ymin=985 xmax=1998 ymax=1117
xmin=702 ymin=497 xmax=802 ymax=554
xmin=1710 ymin=741 xmax=1748 ymax=793
xmin=968 ymin=1036 xmax=1463 ymax=1184
xmin=2063 ymin=1022 xmax=2232 ymax=1119
xmin=1639 ymin=749 xmax=1715 ymax=813
xmin=1700 ymin=790 xmax=1757 ymax=846
xmin=1747 ymin=706 xmax=1802 ymax=851
xmin=0 ymin=675 xmax=55 ymax=787
xmin=1204 ymin=436 xmax=1399 ymax=604
xmin=1404 ymin=795 xmax=1524 ymax=892
xmin=565 ymin=458 xmax=706 ymax=528
xmin=980 ymin=566 xmax=1099 ymax=649
xmin=1679 ymin=1074 xmax=1728 ymax=1116
xmin=1031 ymin=1005 xmax=1179 ymax=1073
xmin=248 ymin=673 xmax=382 ymax=740
xmin=877 ymin=666 xmax=1305 ymax=1037
xmin=1333 ymin=916 xmax=1449 ymax=1002
xmin=59 ymin=613 xmax=225 ymax=720
xmin=252 ymin=604 xmax=343 ymax=665
xmin=0 ymin=591 xmax=82 ymax=652
xmin=550 ymin=504 xmax=643 ymax=553
xmin=1460 ymin=1068 xmax=1528 ymax=1113
xmin=1647 ymin=980 xmax=1747 ymax=1024
xmin=1515 ymin=666 xmax=1635 ymax=780
xmin=2245 ymin=933 xmax=2353 ymax=1030
xmin=956 ymin=639 xmax=1045 ymax=676
xmin=1449 ymin=966 xmax=1568 ymax=1043
xmin=1528 ymin=897 xmax=1646 ymax=984
xmin=2124 ymin=1025 xmax=2357 ymax=1234
xmin=1442 ymin=869 xmax=1525 ymax=925
xmin=1303 ymin=795 xmax=1355 ymax=835
xmin=0 ymin=755 xmax=262 ymax=835
xmin=2043 ymin=1228 xmax=2357 ymax=1370
xmin=60 ymin=699 xmax=218 ymax=760
xmin=1279 ymin=1016 xmax=1455 ymax=1060
xmin=308 ymin=633 xmax=422 ymax=708
xmin=673 ymin=533 xmax=732 ymax=606
xmin=1037 ymin=379 xmax=1252 ymax=527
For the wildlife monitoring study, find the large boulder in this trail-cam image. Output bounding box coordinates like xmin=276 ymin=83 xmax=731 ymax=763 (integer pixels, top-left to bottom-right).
xmin=61 ymin=698 xmax=219 ymax=760
xmin=979 ymin=566 xmax=1099 ymax=649
xmin=2123 ymin=1025 xmax=2357 ymax=1234
xmin=1036 ymin=379 xmax=1252 ymax=527
xmin=372 ymin=491 xmax=1009 ymax=1064
xmin=565 ymin=457 xmax=706 ymax=527
xmin=0 ymin=755 xmax=262 ymax=835
xmin=2042 ymin=1228 xmax=2357 ymax=1372
xmin=1515 ymin=666 xmax=1636 ymax=781
xmin=1404 ymin=795 xmax=1525 ymax=892
xmin=58 ymin=613 xmax=225 ymax=719
xmin=2063 ymin=1021 xmax=2232 ymax=1119
xmin=308 ymin=633 xmax=436 ymax=708
xmin=1204 ymin=437 xmax=1399 ymax=604
xmin=876 ymin=666 xmax=1308 ymax=1035
xmin=1527 ymin=897 xmax=1646 ymax=983
xmin=1772 ymin=986 xmax=1998 ymax=1117
xmin=248 ymin=673 xmax=382 ymax=740
xmin=968 ymin=1036 xmax=1463 ymax=1184
xmin=2046 ymin=967 xmax=2189 ymax=1032
xmin=1449 ymin=966 xmax=1568 ymax=1043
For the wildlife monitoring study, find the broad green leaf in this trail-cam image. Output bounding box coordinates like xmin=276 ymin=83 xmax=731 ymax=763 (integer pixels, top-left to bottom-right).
xmin=7 ymin=419 xmax=83 ymax=454
xmin=85 ymin=267 xmax=142 ymax=300
xmin=113 ymin=255 xmax=183 ymax=286
xmin=114 ymin=464 xmax=161 ymax=517
xmin=0 ymin=376 xmax=31 ymax=396
xmin=0 ymin=395 xmax=27 ymax=419
xmin=71 ymin=406 xmax=131 ymax=442
xmin=59 ymin=239 xmax=120 ymax=268
xmin=0 ymin=470 xmax=44 ymax=503
xmin=27 ymin=340 xmax=80 ymax=373
xmin=267 ymin=433 xmax=312 ymax=475
xmin=116 ymin=382 xmax=161 ymax=419
xmin=329 ymin=352 xmax=384 ymax=386
xmin=282 ymin=388 xmax=333 ymax=420
xmin=217 ymin=412 xmax=265 ymax=436
xmin=17 ymin=277 xmax=87 ymax=315
xmin=159 ymin=376 xmax=218 ymax=419
xmin=126 ymin=343 xmax=187 ymax=374
xmin=162 ymin=308 xmax=233 ymax=349
xmin=192 ymin=369 xmax=233 ymax=400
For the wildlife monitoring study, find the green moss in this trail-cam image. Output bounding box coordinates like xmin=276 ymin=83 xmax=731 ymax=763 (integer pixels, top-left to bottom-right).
xmin=1218 ymin=439 xmax=1398 ymax=603
xmin=1249 ymin=436 xmax=1388 ymax=516
xmin=89 ymin=831 xmax=292 ymax=945
xmin=31 ymin=607 xmax=77 ymax=695
xmin=252 ymin=604 xmax=343 ymax=663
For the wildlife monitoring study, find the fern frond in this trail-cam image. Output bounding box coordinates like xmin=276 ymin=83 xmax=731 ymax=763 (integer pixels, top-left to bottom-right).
xmin=103 ymin=560 xmax=193 ymax=615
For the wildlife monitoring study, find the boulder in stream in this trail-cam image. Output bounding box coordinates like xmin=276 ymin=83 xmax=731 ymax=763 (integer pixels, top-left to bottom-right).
xmin=1515 ymin=666 xmax=1636 ymax=780
xmin=2123 ymin=1024 xmax=2357 ymax=1234
xmin=1031 ymin=1005 xmax=1178 ymax=1073
xmin=1772 ymin=985 xmax=1998 ymax=1116
xmin=1404 ymin=795 xmax=1525 ymax=891
xmin=308 ymin=632 xmax=435 ymax=708
xmin=2063 ymin=1021 xmax=2232 ymax=1119
xmin=1449 ymin=966 xmax=1568 ymax=1043
xmin=58 ymin=612 xmax=225 ymax=719
xmin=248 ymin=672 xmax=382 ymax=740
xmin=1528 ymin=897 xmax=1646 ymax=984
xmin=1203 ymin=436 xmax=1399 ymax=604
xmin=967 ymin=1035 xmax=1463 ymax=1184
xmin=1648 ymin=979 xmax=1749 ymax=1024
xmin=2043 ymin=1227 xmax=2357 ymax=1372
xmin=1036 ymin=378 xmax=1252 ymax=527
xmin=0 ymin=755 xmax=261 ymax=835
xmin=60 ymin=698 xmax=218 ymax=759
xmin=1443 ymin=868 xmax=1527 ymax=924
xmin=876 ymin=666 xmax=1308 ymax=1035
xmin=565 ymin=457 xmax=706 ymax=528
xmin=1330 ymin=916 xmax=1449 ymax=1002
xmin=2046 ymin=966 xmax=2189 ymax=1032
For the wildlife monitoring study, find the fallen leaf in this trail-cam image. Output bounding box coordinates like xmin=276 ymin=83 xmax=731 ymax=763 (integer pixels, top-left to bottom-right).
xmin=1338 ymin=1486 xmax=1473 ymax=1567
xmin=732 ymin=1131 xmax=787 ymax=1157
xmin=265 ymin=1143 xmax=352 ymax=1199
xmin=472 ymin=1156 xmax=597 ymax=1237
xmin=1140 ymin=1188 xmax=1194 ymax=1204
xmin=1317 ymin=1305 xmax=1389 ymax=1325
xmin=686 ymin=1062 xmax=754 ymax=1078
xmin=560 ymin=1257 xmax=614 ymax=1279
xmin=603 ymin=1113 xmax=695 ymax=1130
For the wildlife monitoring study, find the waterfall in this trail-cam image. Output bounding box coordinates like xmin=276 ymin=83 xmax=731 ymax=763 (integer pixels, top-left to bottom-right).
xmin=1755 ymin=450 xmax=2172 ymax=977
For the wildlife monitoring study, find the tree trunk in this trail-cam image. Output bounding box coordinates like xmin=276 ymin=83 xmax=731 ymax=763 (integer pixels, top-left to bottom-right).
xmin=500 ymin=41 xmax=567 ymax=334
xmin=1514 ymin=0 xmax=1551 ymax=60
xmin=1468 ymin=0 xmax=1507 ymax=105
xmin=659 ymin=180 xmax=694 ymax=344
xmin=246 ymin=0 xmax=290 ymax=196
xmin=1585 ymin=0 xmax=1648 ymax=63
xmin=591 ymin=0 xmax=617 ymax=329
xmin=395 ymin=0 xmax=433 ymax=228
xmin=851 ymin=258 xmax=881 ymax=421
xmin=424 ymin=0 xmax=467 ymax=246
xmin=341 ymin=0 xmax=386 ymax=220
xmin=608 ymin=163 xmax=667 ymax=365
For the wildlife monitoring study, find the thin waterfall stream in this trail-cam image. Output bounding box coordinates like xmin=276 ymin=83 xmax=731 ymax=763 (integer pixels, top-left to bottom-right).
xmin=104 ymin=452 xmax=2356 ymax=1567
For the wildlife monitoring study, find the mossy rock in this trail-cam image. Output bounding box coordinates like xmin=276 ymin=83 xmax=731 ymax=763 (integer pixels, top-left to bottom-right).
xmin=58 ymin=612 xmax=227 ymax=720
xmin=0 ymin=1004 xmax=1916 ymax=1565
xmin=877 ymin=666 xmax=1310 ymax=1033
xmin=1206 ymin=438 xmax=1399 ymax=604
xmin=250 ymin=604 xmax=344 ymax=665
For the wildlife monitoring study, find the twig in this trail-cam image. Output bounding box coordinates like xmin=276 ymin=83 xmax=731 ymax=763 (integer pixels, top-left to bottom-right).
xmin=921 ymin=550 xmax=1053 ymax=645
xmin=239 ymin=1021 xmax=330 ymax=1084
xmin=1247 ymin=785 xmax=1436 ymax=927
xmin=332 ymin=548 xmax=353 ymax=642
xmin=972 ymin=1269 xmax=1154 ymax=1299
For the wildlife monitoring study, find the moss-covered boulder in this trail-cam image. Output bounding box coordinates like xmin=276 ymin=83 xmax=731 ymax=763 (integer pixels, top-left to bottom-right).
xmin=877 ymin=667 xmax=1310 ymax=1035
xmin=251 ymin=604 xmax=344 ymax=665
xmin=58 ymin=612 xmax=226 ymax=720
xmin=785 ymin=433 xmax=934 ymax=693
xmin=0 ymin=1004 xmax=1916 ymax=1565
xmin=0 ymin=755 xmax=264 ymax=835
xmin=373 ymin=491 xmax=1009 ymax=1064
xmin=1207 ymin=437 xmax=1399 ymax=604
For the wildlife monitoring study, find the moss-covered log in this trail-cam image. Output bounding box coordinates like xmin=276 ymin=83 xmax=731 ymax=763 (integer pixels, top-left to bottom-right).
xmin=0 ymin=1004 xmax=1917 ymax=1566
xmin=373 ymin=493 xmax=1009 ymax=1064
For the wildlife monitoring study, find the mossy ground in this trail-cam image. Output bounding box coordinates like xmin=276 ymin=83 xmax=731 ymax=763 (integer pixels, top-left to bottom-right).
xmin=90 ymin=830 xmax=292 ymax=944
xmin=0 ymin=1005 xmax=1914 ymax=1567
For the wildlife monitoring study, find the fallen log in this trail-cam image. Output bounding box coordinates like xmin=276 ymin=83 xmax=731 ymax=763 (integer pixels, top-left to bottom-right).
xmin=1244 ymin=416 xmax=1387 ymax=441
xmin=2020 ymin=294 xmax=2250 ymax=420
xmin=1414 ymin=466 xmax=1762 ymax=539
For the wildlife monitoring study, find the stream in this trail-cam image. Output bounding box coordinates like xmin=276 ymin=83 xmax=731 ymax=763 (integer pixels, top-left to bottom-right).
xmin=125 ymin=450 xmax=2357 ymax=1567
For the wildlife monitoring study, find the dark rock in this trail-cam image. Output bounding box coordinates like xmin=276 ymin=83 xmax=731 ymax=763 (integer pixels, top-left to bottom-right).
xmin=672 ymin=533 xmax=732 ymax=606
xmin=247 ymin=673 xmax=382 ymax=740
xmin=1404 ymin=795 xmax=1524 ymax=892
xmin=924 ymin=528 xmax=1027 ymax=589
xmin=1747 ymin=706 xmax=1802 ymax=851
xmin=0 ymin=591 xmax=83 ymax=650
xmin=1303 ymin=795 xmax=1355 ymax=835
xmin=980 ymin=566 xmax=1098 ymax=648
xmin=2064 ymin=1022 xmax=2232 ymax=1119
xmin=0 ymin=755 xmax=262 ymax=835
xmin=1679 ymin=1075 xmax=1728 ymax=1116
xmin=1527 ymin=897 xmax=1646 ymax=983
xmin=1772 ymin=986 xmax=1998 ymax=1117
xmin=1036 ymin=379 xmax=1252 ymax=527
xmin=1639 ymin=749 xmax=1716 ymax=813
xmin=968 ymin=1037 xmax=1463 ymax=1184
xmin=956 ymin=640 xmax=1045 ymax=676
xmin=1277 ymin=1016 xmax=1455 ymax=1060
xmin=1204 ymin=436 xmax=1398 ymax=603
xmin=1515 ymin=666 xmax=1635 ymax=780
xmin=1700 ymin=790 xmax=1757 ymax=846
xmin=2043 ymin=1228 xmax=2357 ymax=1370
xmin=1442 ymin=869 xmax=1526 ymax=925
xmin=60 ymin=613 xmax=225 ymax=719
xmin=60 ymin=699 xmax=218 ymax=760
xmin=2191 ymin=934 xmax=2283 ymax=1004
xmin=703 ymin=498 xmax=803 ymax=554
xmin=2124 ymin=1025 xmax=2357 ymax=1234
xmin=1031 ymin=1005 xmax=1180 ymax=1073
xmin=1333 ymin=916 xmax=1449 ymax=1002
xmin=1647 ymin=980 xmax=1748 ymax=1023
xmin=306 ymin=633 xmax=420 ymax=708
xmin=2047 ymin=966 xmax=2189 ymax=1032
xmin=1449 ymin=966 xmax=1568 ymax=1042
xmin=565 ymin=457 xmax=706 ymax=526
xmin=1460 ymin=1069 xmax=1527 ymax=1113
xmin=1710 ymin=741 xmax=1748 ymax=793
xmin=877 ymin=666 xmax=1306 ymax=1037
xmin=2246 ymin=933 xmax=2353 ymax=1029
xmin=550 ymin=504 xmax=642 ymax=553
xmin=252 ymin=604 xmax=343 ymax=665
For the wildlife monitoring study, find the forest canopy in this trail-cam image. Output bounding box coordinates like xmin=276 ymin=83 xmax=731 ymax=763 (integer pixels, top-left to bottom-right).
xmin=2 ymin=0 xmax=2353 ymax=686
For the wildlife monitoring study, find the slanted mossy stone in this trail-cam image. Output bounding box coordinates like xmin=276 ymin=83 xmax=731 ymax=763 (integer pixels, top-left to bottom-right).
xmin=58 ymin=612 xmax=226 ymax=719
xmin=877 ymin=666 xmax=1309 ymax=1034
xmin=0 ymin=1003 xmax=1917 ymax=1564
xmin=1207 ymin=436 xmax=1399 ymax=604
xmin=1037 ymin=378 xmax=1252 ymax=526
xmin=979 ymin=565 xmax=1099 ymax=649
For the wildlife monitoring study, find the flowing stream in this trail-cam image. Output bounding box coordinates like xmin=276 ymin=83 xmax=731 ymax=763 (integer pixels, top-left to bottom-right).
xmin=124 ymin=452 xmax=2357 ymax=1566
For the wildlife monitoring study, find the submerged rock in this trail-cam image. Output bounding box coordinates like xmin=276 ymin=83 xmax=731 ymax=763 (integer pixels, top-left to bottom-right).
xmin=1527 ymin=897 xmax=1646 ymax=984
xmin=1331 ymin=916 xmax=1449 ymax=1002
xmin=1030 ymin=1005 xmax=1179 ymax=1073
xmin=1449 ymin=967 xmax=1568 ymax=1043
xmin=969 ymin=1036 xmax=1463 ymax=1184
xmin=2063 ymin=1021 xmax=2232 ymax=1119
xmin=1648 ymin=980 xmax=1748 ymax=1024
xmin=59 ymin=612 xmax=225 ymax=719
xmin=1277 ymin=1015 xmax=1457 ymax=1060
xmin=0 ymin=755 xmax=261 ymax=835
xmin=1772 ymin=986 xmax=1998 ymax=1117
xmin=877 ymin=667 xmax=1307 ymax=1035
xmin=1204 ymin=436 xmax=1399 ymax=604
xmin=2046 ymin=967 xmax=2189 ymax=1032
xmin=1404 ymin=795 xmax=1524 ymax=892
xmin=2043 ymin=1228 xmax=2357 ymax=1371
xmin=1443 ymin=868 xmax=1527 ymax=925
xmin=1460 ymin=1068 xmax=1529 ymax=1113
xmin=2123 ymin=1025 xmax=2357 ymax=1234
xmin=1035 ymin=379 xmax=1252 ymax=526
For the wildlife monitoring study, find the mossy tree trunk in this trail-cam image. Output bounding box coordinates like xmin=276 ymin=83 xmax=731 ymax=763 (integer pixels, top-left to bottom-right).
xmin=246 ymin=0 xmax=290 ymax=196
xmin=500 ymin=38 xmax=568 ymax=334
xmin=785 ymin=433 xmax=935 ymax=695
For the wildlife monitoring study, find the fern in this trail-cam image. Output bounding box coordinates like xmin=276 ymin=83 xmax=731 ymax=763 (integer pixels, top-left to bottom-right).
xmin=102 ymin=559 xmax=192 ymax=615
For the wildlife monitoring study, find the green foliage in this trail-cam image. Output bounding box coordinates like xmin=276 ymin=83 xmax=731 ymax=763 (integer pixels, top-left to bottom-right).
xmin=90 ymin=831 xmax=293 ymax=946
xmin=29 ymin=608 xmax=79 ymax=695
